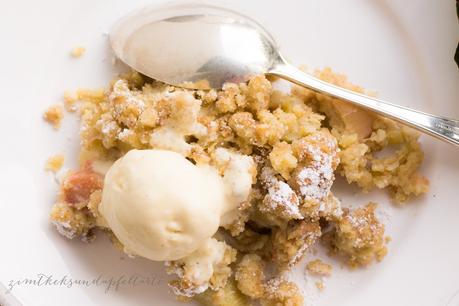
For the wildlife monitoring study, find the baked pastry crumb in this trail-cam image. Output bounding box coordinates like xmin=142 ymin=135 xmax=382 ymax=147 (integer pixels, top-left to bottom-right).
xmin=234 ymin=255 xmax=303 ymax=306
xmin=70 ymin=46 xmax=86 ymax=58
xmin=261 ymin=277 xmax=304 ymax=306
xmin=43 ymin=104 xmax=64 ymax=129
xmin=315 ymin=280 xmax=325 ymax=291
xmin=323 ymin=202 xmax=388 ymax=267
xmin=271 ymin=220 xmax=321 ymax=270
xmin=45 ymin=154 xmax=64 ymax=172
xmin=63 ymin=90 xmax=78 ymax=112
xmin=306 ymin=259 xmax=333 ymax=277
xmin=166 ymin=239 xmax=237 ymax=297
xmin=235 ymin=254 xmax=265 ymax=298
xmin=195 ymin=278 xmax=249 ymax=306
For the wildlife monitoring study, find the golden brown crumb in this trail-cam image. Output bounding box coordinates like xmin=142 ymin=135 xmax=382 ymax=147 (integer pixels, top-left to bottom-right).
xmin=167 ymin=240 xmax=237 ymax=297
xmin=229 ymin=112 xmax=257 ymax=144
xmin=86 ymin=190 xmax=106 ymax=227
xmin=258 ymin=166 xmax=302 ymax=224
xmin=270 ymin=220 xmax=321 ymax=270
xmin=323 ymin=202 xmax=387 ymax=267
xmin=235 ymin=254 xmax=265 ymax=298
xmin=70 ymin=46 xmax=86 ymax=58
xmin=50 ymin=202 xmax=95 ymax=241
xmin=45 ymin=154 xmax=64 ymax=172
xmin=269 ymin=142 xmax=297 ymax=180
xmin=246 ymin=75 xmax=271 ymax=112
xmin=336 ymin=118 xmax=429 ymax=203
xmin=306 ymin=259 xmax=333 ymax=277
xmin=215 ymin=83 xmax=244 ymax=114
xmin=43 ymin=104 xmax=64 ymax=129
xmin=195 ymin=278 xmax=249 ymax=306
xmin=63 ymin=90 xmax=78 ymax=112
xmin=76 ymin=87 xmax=105 ymax=102
xmin=261 ymin=278 xmax=303 ymax=306
xmin=229 ymin=229 xmax=269 ymax=253
xmin=315 ymin=280 xmax=325 ymax=291
xmin=289 ymin=131 xmax=340 ymax=219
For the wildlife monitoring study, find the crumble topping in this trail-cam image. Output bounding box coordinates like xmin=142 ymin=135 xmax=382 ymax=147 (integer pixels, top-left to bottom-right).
xmin=166 ymin=239 xmax=237 ymax=297
xmin=70 ymin=46 xmax=86 ymax=58
xmin=45 ymin=154 xmax=64 ymax=172
xmin=289 ymin=132 xmax=339 ymax=205
xmin=261 ymin=277 xmax=304 ymax=306
xmin=235 ymin=254 xmax=265 ymax=299
xmin=235 ymin=255 xmax=303 ymax=306
xmin=271 ymin=220 xmax=322 ymax=270
xmin=259 ymin=167 xmax=302 ymax=221
xmin=323 ymin=202 xmax=388 ymax=267
xmin=63 ymin=90 xmax=78 ymax=112
xmin=315 ymin=280 xmax=325 ymax=291
xmin=195 ymin=278 xmax=249 ymax=306
xmin=43 ymin=104 xmax=64 ymax=129
xmin=46 ymin=68 xmax=429 ymax=306
xmin=306 ymin=259 xmax=333 ymax=277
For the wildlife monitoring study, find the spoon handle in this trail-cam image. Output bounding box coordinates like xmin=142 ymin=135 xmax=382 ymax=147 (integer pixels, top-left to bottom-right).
xmin=269 ymin=63 xmax=459 ymax=146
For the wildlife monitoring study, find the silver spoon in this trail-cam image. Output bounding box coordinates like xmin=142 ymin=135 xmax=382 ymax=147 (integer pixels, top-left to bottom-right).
xmin=110 ymin=3 xmax=459 ymax=146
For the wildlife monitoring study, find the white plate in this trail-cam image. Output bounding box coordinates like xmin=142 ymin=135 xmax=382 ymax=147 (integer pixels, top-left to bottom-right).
xmin=1 ymin=1 xmax=458 ymax=306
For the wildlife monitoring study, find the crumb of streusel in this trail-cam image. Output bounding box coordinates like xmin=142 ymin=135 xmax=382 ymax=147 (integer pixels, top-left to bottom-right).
xmin=63 ymin=90 xmax=78 ymax=112
xmin=166 ymin=239 xmax=237 ymax=297
xmin=50 ymin=202 xmax=95 ymax=240
xmin=235 ymin=254 xmax=265 ymax=299
xmin=306 ymin=259 xmax=333 ymax=277
xmin=70 ymin=46 xmax=86 ymax=58
xmin=323 ymin=202 xmax=387 ymax=267
xmin=315 ymin=280 xmax=325 ymax=291
xmin=195 ymin=278 xmax=249 ymax=306
xmin=45 ymin=154 xmax=64 ymax=172
xmin=43 ymin=104 xmax=64 ymax=129
xmin=261 ymin=278 xmax=304 ymax=306
xmin=271 ymin=220 xmax=321 ymax=270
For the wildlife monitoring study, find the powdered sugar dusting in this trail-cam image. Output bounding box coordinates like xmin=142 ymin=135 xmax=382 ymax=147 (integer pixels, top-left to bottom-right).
xmin=319 ymin=194 xmax=343 ymax=219
xmin=260 ymin=167 xmax=303 ymax=220
xmin=52 ymin=220 xmax=76 ymax=239
xmin=290 ymin=243 xmax=309 ymax=267
xmin=118 ymin=128 xmax=134 ymax=141
xmin=265 ymin=277 xmax=283 ymax=291
xmin=109 ymin=79 xmax=145 ymax=112
xmin=101 ymin=120 xmax=118 ymax=135
xmin=294 ymin=134 xmax=338 ymax=203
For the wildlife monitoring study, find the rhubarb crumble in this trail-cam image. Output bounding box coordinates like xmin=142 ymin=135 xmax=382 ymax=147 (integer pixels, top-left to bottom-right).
xmin=47 ymin=68 xmax=429 ymax=306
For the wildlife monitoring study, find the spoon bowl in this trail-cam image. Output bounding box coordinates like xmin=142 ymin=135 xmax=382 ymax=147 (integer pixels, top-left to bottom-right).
xmin=110 ymin=2 xmax=459 ymax=145
xmin=110 ymin=3 xmax=280 ymax=89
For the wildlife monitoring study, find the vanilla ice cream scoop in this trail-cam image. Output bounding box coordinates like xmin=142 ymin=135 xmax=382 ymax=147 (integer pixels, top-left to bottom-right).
xmin=99 ymin=149 xmax=226 ymax=261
